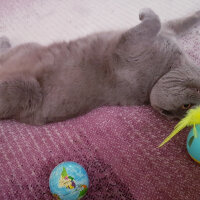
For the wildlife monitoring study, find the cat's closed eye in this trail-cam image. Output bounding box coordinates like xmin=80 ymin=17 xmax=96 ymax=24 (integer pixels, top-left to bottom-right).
xmin=182 ymin=104 xmax=192 ymax=110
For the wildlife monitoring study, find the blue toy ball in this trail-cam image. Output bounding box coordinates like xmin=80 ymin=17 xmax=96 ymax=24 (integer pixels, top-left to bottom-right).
xmin=49 ymin=162 xmax=89 ymax=200
xmin=187 ymin=125 xmax=200 ymax=164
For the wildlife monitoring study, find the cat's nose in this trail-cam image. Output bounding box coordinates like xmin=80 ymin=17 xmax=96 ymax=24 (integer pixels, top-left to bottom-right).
xmin=152 ymin=105 xmax=175 ymax=118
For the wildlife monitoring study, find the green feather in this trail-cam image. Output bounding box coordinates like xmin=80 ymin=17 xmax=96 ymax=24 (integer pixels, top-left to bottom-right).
xmin=159 ymin=106 xmax=200 ymax=147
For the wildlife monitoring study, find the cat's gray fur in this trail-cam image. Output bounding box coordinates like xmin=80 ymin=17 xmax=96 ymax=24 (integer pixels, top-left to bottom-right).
xmin=0 ymin=8 xmax=200 ymax=125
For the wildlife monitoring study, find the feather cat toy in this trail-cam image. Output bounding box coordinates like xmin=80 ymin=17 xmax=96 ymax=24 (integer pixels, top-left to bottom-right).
xmin=159 ymin=106 xmax=200 ymax=163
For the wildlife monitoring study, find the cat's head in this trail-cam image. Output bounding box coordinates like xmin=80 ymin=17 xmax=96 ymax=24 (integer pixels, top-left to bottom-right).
xmin=150 ymin=63 xmax=200 ymax=119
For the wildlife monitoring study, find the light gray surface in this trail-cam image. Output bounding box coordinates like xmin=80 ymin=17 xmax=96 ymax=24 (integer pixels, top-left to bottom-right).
xmin=0 ymin=0 xmax=199 ymax=45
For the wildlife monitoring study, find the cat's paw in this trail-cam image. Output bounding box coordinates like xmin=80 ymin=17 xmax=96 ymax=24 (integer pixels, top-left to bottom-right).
xmin=0 ymin=36 xmax=11 ymax=50
xmin=195 ymin=10 xmax=200 ymax=19
xmin=139 ymin=8 xmax=158 ymax=21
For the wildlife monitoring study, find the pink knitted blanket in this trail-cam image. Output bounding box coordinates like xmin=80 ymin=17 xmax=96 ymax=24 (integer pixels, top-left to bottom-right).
xmin=1 ymin=103 xmax=200 ymax=200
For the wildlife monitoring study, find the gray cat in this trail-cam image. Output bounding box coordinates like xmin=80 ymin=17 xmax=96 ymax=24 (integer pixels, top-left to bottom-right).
xmin=0 ymin=8 xmax=200 ymax=125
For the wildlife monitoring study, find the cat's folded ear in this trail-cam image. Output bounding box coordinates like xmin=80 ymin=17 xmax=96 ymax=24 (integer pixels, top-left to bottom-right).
xmin=0 ymin=74 xmax=42 ymax=118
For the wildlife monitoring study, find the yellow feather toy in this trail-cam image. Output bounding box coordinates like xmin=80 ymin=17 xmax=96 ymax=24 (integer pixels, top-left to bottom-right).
xmin=159 ymin=106 xmax=200 ymax=147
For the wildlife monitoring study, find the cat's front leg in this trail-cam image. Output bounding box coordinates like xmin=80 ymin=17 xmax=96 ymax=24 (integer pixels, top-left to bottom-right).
xmin=163 ymin=10 xmax=200 ymax=35
xmin=115 ymin=8 xmax=161 ymax=59
xmin=138 ymin=8 xmax=161 ymax=38
xmin=119 ymin=8 xmax=161 ymax=49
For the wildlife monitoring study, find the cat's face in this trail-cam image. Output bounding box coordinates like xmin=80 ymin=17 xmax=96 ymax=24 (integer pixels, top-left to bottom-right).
xmin=150 ymin=64 xmax=200 ymax=119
